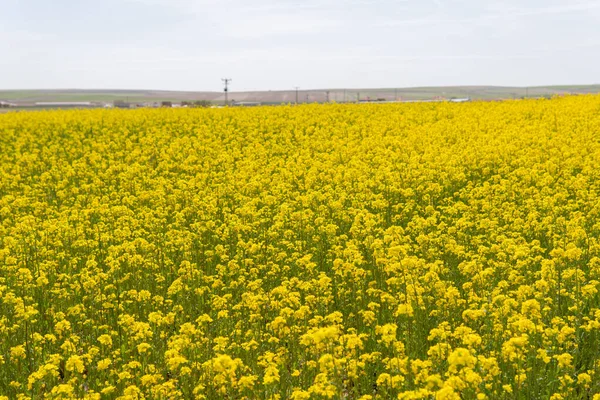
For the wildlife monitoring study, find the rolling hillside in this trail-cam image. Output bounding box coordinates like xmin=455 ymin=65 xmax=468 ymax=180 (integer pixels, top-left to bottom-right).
xmin=1 ymin=85 xmax=600 ymax=106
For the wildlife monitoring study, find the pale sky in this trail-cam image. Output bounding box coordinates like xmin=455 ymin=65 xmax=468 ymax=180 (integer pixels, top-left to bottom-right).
xmin=1 ymin=0 xmax=599 ymax=91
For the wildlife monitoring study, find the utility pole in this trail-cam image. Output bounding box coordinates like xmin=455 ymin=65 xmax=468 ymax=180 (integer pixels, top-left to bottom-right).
xmin=325 ymin=91 xmax=330 ymax=103
xmin=222 ymin=78 xmax=232 ymax=106
xmin=357 ymin=92 xmax=360 ymax=103
xmin=343 ymin=89 xmax=346 ymax=103
xmin=294 ymin=87 xmax=299 ymax=104
xmin=394 ymin=88 xmax=397 ymax=101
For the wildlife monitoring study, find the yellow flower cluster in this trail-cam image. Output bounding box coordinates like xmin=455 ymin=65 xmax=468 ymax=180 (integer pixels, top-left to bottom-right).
xmin=1 ymin=96 xmax=600 ymax=398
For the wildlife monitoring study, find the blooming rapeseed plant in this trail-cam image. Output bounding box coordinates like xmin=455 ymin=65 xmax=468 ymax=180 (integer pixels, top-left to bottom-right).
xmin=1 ymin=96 xmax=600 ymax=398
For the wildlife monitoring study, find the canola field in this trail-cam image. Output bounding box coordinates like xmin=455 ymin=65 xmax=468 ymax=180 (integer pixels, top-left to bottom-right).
xmin=1 ymin=96 xmax=600 ymax=399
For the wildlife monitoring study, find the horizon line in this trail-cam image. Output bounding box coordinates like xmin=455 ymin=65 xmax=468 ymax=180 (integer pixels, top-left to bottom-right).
xmin=2 ymin=83 xmax=600 ymax=93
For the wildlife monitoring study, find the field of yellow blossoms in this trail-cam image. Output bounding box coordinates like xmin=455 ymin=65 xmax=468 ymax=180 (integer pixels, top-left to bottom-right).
xmin=1 ymin=96 xmax=600 ymax=399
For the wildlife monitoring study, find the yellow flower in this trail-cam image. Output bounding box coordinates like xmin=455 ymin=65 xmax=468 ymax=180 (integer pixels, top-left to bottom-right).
xmin=66 ymin=355 xmax=85 ymax=374
xmin=290 ymin=390 xmax=311 ymax=400
xmin=554 ymin=353 xmax=573 ymax=369
xmin=10 ymin=345 xmax=26 ymax=360
xmin=447 ymin=348 xmax=476 ymax=373
xmin=502 ymin=384 xmax=513 ymax=394
xmin=97 ymin=334 xmax=112 ymax=347
xmin=436 ymin=386 xmax=460 ymax=400
xmin=238 ymin=375 xmax=257 ymax=390
xmin=54 ymin=320 xmax=72 ymax=337
xmin=263 ymin=365 xmax=280 ymax=385
xmin=51 ymin=384 xmax=74 ymax=395
xmin=577 ymin=372 xmax=591 ymax=386
xmin=137 ymin=342 xmax=152 ymax=353
xmin=97 ymin=358 xmax=111 ymax=370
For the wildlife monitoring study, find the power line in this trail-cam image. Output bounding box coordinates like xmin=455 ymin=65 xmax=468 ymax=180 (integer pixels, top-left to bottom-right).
xmin=294 ymin=87 xmax=299 ymax=105
xmin=222 ymin=78 xmax=232 ymax=106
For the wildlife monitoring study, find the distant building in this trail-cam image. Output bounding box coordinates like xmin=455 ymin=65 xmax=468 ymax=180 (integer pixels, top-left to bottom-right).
xmin=358 ymin=98 xmax=388 ymax=103
xmin=449 ymin=98 xmax=471 ymax=103
xmin=0 ymin=101 xmax=16 ymax=108
xmin=232 ymin=101 xmax=261 ymax=107
xmin=114 ymin=101 xmax=131 ymax=109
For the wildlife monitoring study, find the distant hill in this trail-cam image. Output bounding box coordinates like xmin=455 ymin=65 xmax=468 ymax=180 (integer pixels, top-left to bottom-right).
xmin=2 ymin=85 xmax=600 ymax=106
